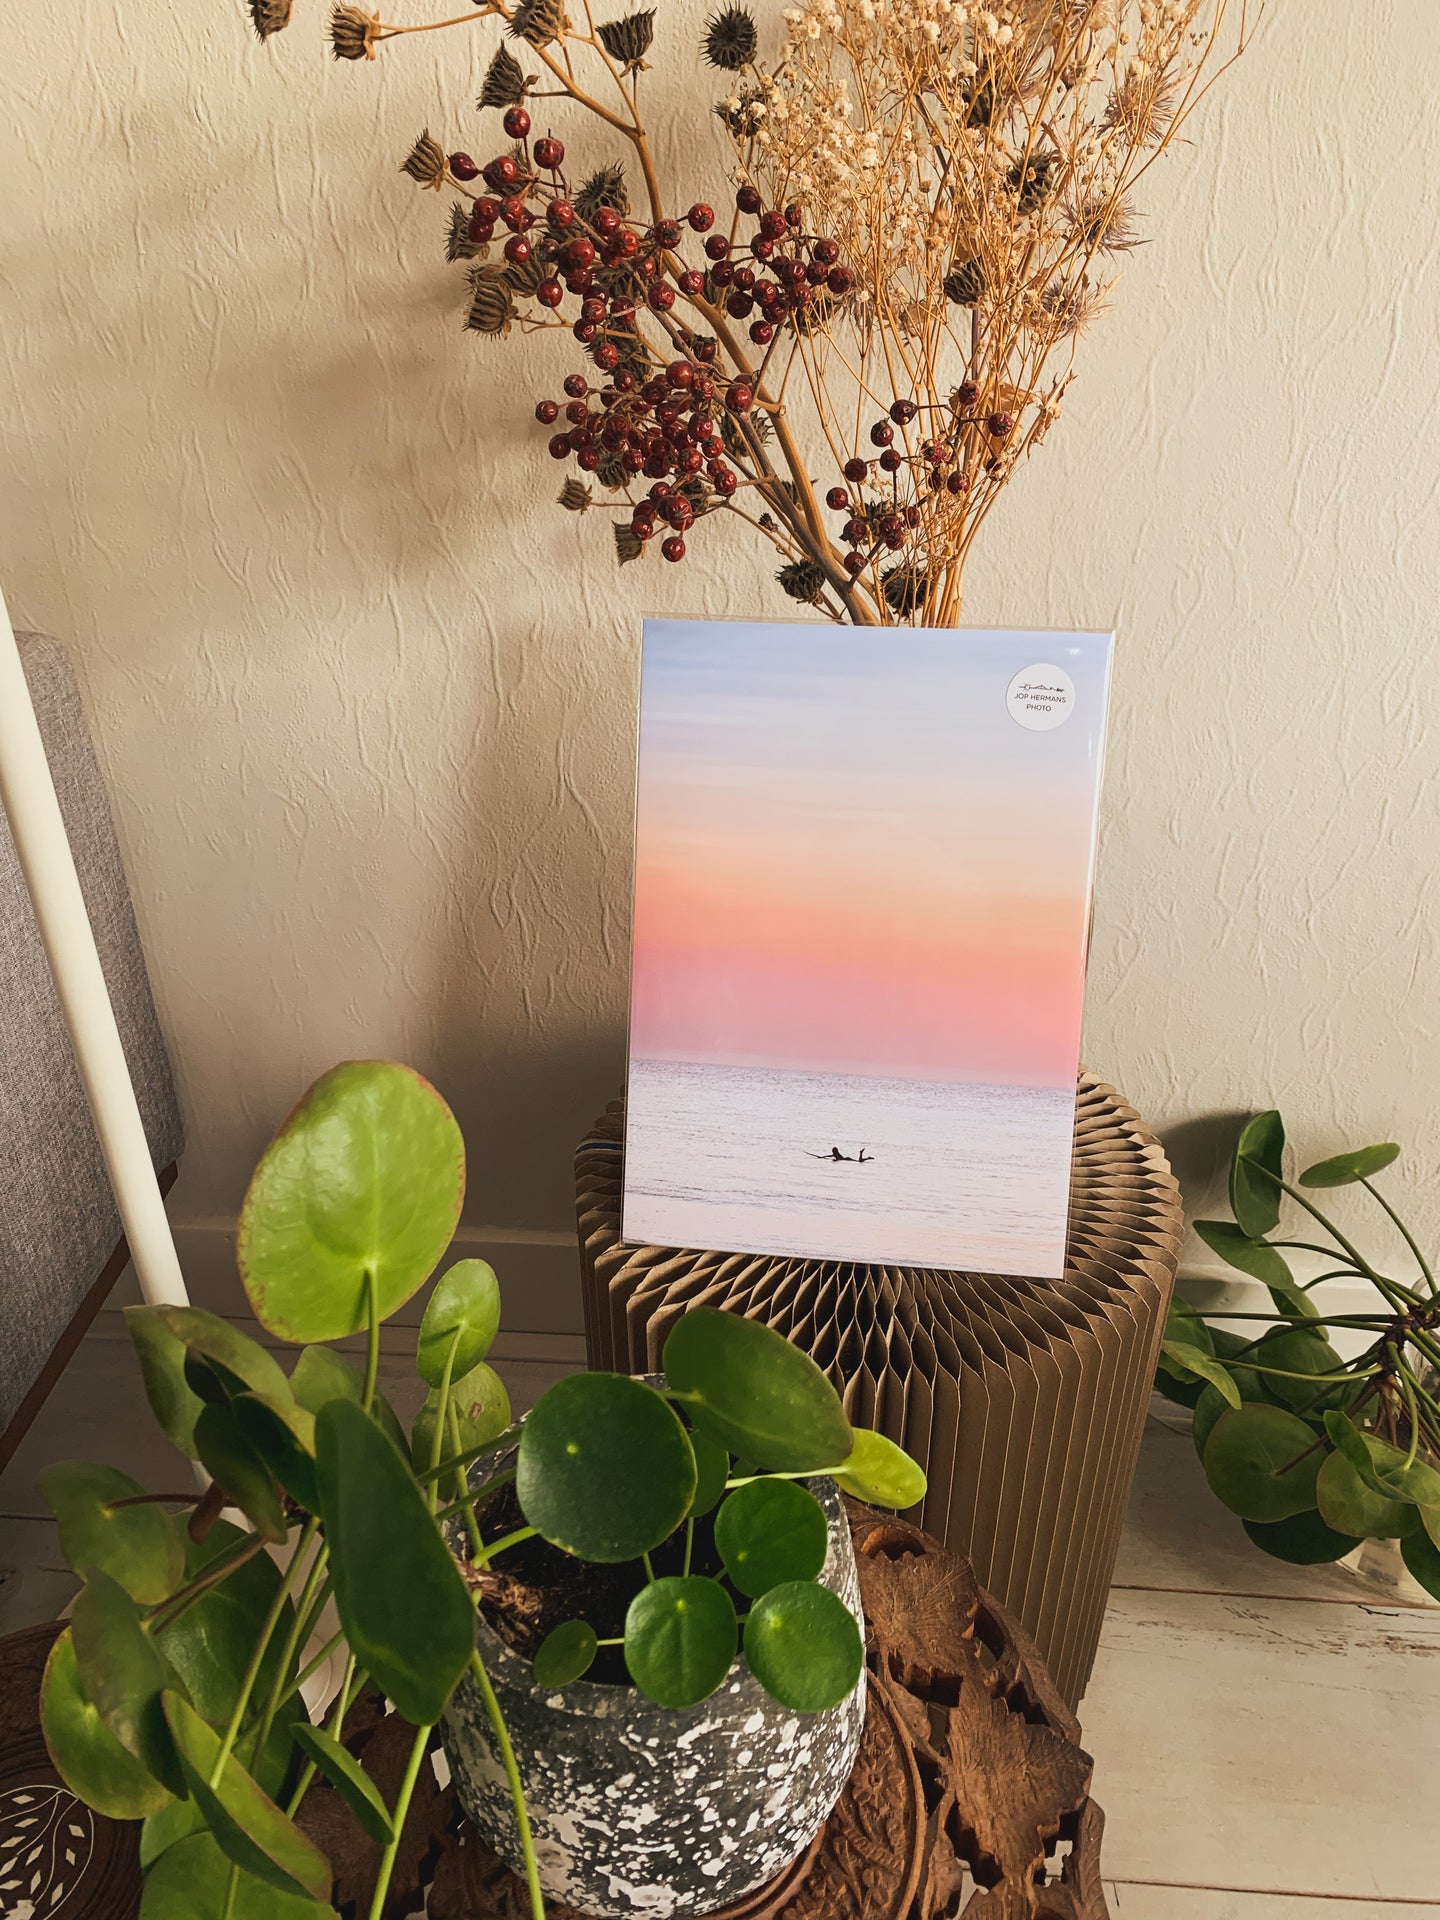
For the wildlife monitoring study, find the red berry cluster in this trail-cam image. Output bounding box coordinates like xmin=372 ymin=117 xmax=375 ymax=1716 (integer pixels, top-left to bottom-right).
xmin=535 ymin=357 xmax=748 ymax=561
xmin=697 ymin=185 xmax=853 ymax=347
xmin=453 ymin=126 xmax=863 ymax=562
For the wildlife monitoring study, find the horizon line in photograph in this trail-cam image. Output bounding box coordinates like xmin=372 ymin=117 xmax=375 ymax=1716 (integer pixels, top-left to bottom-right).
xmin=627 ymin=1049 xmax=1080 ymax=1094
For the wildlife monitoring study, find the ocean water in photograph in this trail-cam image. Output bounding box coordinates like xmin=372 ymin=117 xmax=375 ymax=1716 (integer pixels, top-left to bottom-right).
xmin=622 ymin=1058 xmax=1077 ymax=1275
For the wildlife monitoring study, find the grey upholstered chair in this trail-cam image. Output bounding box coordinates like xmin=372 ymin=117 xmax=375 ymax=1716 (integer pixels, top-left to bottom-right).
xmin=0 ymin=632 xmax=183 ymax=1467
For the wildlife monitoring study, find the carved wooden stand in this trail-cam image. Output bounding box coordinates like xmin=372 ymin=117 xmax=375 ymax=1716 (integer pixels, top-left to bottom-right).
xmin=417 ymin=1502 xmax=1109 ymax=1920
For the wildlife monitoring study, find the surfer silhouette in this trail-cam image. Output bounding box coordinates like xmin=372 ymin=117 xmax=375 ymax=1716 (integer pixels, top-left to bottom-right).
xmin=807 ymin=1147 xmax=874 ymax=1163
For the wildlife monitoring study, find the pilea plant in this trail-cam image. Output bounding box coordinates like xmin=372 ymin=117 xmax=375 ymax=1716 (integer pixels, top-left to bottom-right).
xmin=38 ymin=1060 xmax=924 ymax=1919
xmin=1155 ymin=1110 xmax=1440 ymax=1595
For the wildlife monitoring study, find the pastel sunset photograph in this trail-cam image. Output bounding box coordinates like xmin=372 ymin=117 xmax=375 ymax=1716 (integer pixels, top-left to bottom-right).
xmin=622 ymin=619 xmax=1114 ymax=1275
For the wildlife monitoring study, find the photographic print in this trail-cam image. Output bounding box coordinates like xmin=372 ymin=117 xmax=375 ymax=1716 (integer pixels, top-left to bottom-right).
xmin=622 ymin=620 xmax=1113 ymax=1277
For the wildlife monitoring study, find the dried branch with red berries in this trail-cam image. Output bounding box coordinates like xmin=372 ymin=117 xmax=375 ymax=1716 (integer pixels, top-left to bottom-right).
xmin=254 ymin=0 xmax=1260 ymax=626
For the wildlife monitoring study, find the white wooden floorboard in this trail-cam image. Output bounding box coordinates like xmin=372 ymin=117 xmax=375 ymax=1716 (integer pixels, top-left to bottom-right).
xmin=1111 ymin=1413 xmax=1378 ymax=1607
xmin=1107 ymin=1887 xmax=1440 ymax=1917
xmin=1082 ymin=1587 xmax=1440 ymax=1903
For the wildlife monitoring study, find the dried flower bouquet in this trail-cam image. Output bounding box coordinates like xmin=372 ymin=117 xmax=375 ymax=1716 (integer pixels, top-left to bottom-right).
xmin=253 ymin=0 xmax=1259 ymax=624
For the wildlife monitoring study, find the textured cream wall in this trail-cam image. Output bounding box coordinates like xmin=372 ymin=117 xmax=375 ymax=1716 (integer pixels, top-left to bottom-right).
xmin=3 ymin=2 xmax=1438 ymax=1314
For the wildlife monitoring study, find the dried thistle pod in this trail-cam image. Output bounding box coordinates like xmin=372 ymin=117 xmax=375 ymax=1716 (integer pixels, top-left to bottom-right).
xmin=614 ymin=523 xmax=644 ymax=564
xmin=574 ymin=163 xmax=629 ymax=224
xmin=776 ymin=560 xmax=827 ymax=605
xmin=464 ymin=266 xmax=516 ymax=336
xmin=703 ymin=5 xmax=758 ymax=72
xmin=509 ymin=0 xmax=567 ymax=52
xmin=595 ymin=451 xmax=629 ymax=491
xmin=478 ymin=43 xmax=531 ymax=110
xmin=559 ymin=479 xmax=593 ymax=512
xmin=714 ymin=87 xmax=764 ymax=138
xmin=882 ymin=562 xmax=927 ymax=617
xmin=597 ymin=10 xmax=655 ymax=71
xmin=1007 ymin=150 xmax=1058 ymax=215
xmin=504 ymin=253 xmax=550 ymax=297
xmin=943 ymin=258 xmax=985 ymax=308
xmin=329 ymin=3 xmax=379 ymax=60
xmin=401 ymin=131 xmax=448 ymax=189
xmin=249 ymin=0 xmax=294 ymax=39
xmin=447 ymin=202 xmax=488 ymax=262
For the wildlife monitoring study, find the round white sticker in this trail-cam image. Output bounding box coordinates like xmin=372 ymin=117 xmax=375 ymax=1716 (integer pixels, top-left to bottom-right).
xmin=1006 ymin=663 xmax=1075 ymax=731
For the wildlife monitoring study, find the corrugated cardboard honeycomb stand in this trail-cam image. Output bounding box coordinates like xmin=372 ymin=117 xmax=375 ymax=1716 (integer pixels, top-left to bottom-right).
xmin=574 ymin=1072 xmax=1181 ymax=1707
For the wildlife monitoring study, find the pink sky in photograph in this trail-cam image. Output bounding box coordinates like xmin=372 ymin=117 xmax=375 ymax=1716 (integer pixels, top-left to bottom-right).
xmin=630 ymin=622 xmax=1110 ymax=1089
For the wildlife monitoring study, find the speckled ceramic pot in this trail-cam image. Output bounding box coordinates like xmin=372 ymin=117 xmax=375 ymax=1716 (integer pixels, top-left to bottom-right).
xmin=442 ymin=1427 xmax=865 ymax=1919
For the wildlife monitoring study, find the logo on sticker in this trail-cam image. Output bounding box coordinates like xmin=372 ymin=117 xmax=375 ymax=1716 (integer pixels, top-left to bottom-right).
xmin=1006 ymin=663 xmax=1075 ymax=731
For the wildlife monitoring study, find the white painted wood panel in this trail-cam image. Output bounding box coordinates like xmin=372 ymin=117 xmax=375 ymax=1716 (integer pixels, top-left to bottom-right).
xmin=1107 ymin=1885 xmax=1440 ymax=1918
xmin=1083 ymin=1588 xmax=1440 ymax=1902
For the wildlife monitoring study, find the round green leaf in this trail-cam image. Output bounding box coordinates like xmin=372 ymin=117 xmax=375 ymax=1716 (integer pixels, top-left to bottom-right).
xmin=1242 ymin=1511 xmax=1355 ymax=1565
xmin=138 ymin=1832 xmax=335 ymax=1919
xmin=1202 ymin=1404 xmax=1323 ymax=1522
xmin=532 ymin=1618 xmax=599 ymax=1688
xmin=1192 ymin=1222 xmax=1297 ymax=1296
xmin=417 ymin=1260 xmax=502 ymax=1388
xmin=155 ymin=1307 xmax=293 ymax=1405
xmin=411 ymin=1361 xmax=512 ymax=1472
xmin=1231 ymin=1110 xmax=1285 ymax=1240
xmin=40 ymin=1628 xmax=173 ymax=1820
xmin=292 ymin=1723 xmax=395 ymax=1844
xmin=156 ymin=1522 xmax=295 ymax=1727
xmin=1161 ymin=1341 xmax=1240 ymax=1409
xmin=687 ymin=1429 xmax=731 ymax=1519
xmin=662 ymin=1310 xmax=852 ymax=1473
xmin=238 ymin=1060 xmax=465 ymax=1343
xmin=1316 ymin=1449 xmax=1415 ymax=1539
xmin=290 ymin=1345 xmax=366 ymax=1414
xmin=1401 ymin=1523 xmax=1440 ymax=1602
xmin=139 ymin=1797 xmax=205 ymax=1871
xmin=164 ymin=1690 xmax=332 ymax=1902
xmin=125 ymin=1308 xmax=205 ymax=1460
xmin=743 ymin=1581 xmax=863 ymax=1713
xmin=1299 ymin=1143 xmax=1401 ymax=1188
xmin=1249 ymin=1328 xmax=1345 ymax=1412
xmin=1326 ymin=1412 xmax=1440 ymax=1506
xmin=38 ymin=1462 xmax=184 ymax=1605
xmin=831 ymin=1429 xmax=928 ymax=1510
xmin=194 ymin=1403 xmax=288 ymax=1544
xmin=70 ymin=1571 xmax=184 ymax=1797
xmin=517 ymin=1373 xmax=696 ymax=1563
xmin=624 ymin=1576 xmax=737 ymax=1708
xmin=233 ymin=1393 xmax=319 ymax=1514
xmin=316 ymin=1397 xmax=475 ymax=1726
xmin=715 ymin=1479 xmax=829 ymax=1598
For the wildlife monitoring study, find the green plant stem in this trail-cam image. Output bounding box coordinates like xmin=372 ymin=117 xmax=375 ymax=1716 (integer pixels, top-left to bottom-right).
xmin=285 ymin=1654 xmax=362 ymax=1818
xmin=147 ymin=1535 xmax=266 ymax=1632
xmin=1360 ymin=1176 xmax=1437 ymax=1296
xmin=469 ymin=1522 xmax=537 ymax=1566
xmin=417 ymin=1439 xmax=520 ymax=1487
xmin=1408 ymin=1327 xmax=1440 ymax=1375
xmin=448 ymin=1403 xmax=485 ymax=1559
xmin=468 ymin=1649 xmax=544 ymax=1920
xmin=253 ymin=1542 xmax=331 ymax=1756
xmin=289 ymin=1626 xmax=346 ymax=1699
xmin=209 ymin=1518 xmax=317 ymax=1784
xmin=428 ymin=1329 xmax=462 ymax=1516
xmin=362 ymin=1270 xmax=381 ymax=1413
xmin=1269 ymin=1176 xmax=1423 ymax=1308
xmin=221 ymin=1862 xmax=240 ymax=1920
xmin=723 ymin=1468 xmax=836 ymax=1489
xmin=641 ymin=1551 xmax=656 ymax=1583
xmin=1227 ymin=1360 xmax=1378 ymax=1385
xmin=682 ymin=1518 xmax=694 ymax=1577
xmin=366 ymin=1720 xmax=434 ymax=1920
xmin=1397 ymin=1366 xmax=1423 ymax=1472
